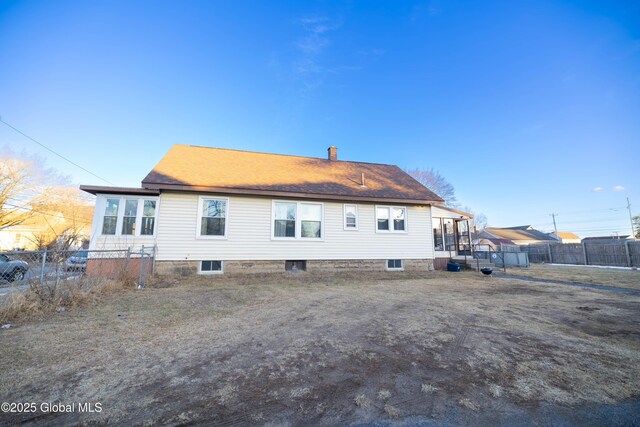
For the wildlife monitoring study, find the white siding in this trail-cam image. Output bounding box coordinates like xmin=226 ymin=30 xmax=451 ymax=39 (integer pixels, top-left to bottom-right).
xmin=155 ymin=192 xmax=434 ymax=261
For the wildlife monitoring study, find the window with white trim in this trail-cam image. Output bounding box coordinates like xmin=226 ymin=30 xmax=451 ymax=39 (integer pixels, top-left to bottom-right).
xmin=141 ymin=200 xmax=156 ymax=235
xmin=376 ymin=206 xmax=407 ymax=232
xmin=274 ymin=202 xmax=296 ymax=237
xmin=122 ymin=199 xmax=138 ymax=235
xmin=344 ymin=204 xmax=358 ymax=230
xmin=100 ymin=196 xmax=158 ymax=236
xmin=102 ymin=198 xmax=120 ymax=235
xmin=387 ymin=259 xmax=403 ymax=270
xmin=198 ymin=197 xmax=228 ymax=238
xmin=272 ymin=201 xmax=323 ymax=239
xmin=200 ymin=260 xmax=223 ymax=274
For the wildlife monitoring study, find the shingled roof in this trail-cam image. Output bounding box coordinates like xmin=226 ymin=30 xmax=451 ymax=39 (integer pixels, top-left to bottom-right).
xmin=139 ymin=145 xmax=444 ymax=204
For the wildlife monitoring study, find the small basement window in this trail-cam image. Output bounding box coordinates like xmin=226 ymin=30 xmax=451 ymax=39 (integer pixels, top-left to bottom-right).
xmin=386 ymin=259 xmax=403 ymax=271
xmin=285 ymin=260 xmax=307 ymax=272
xmin=200 ymin=260 xmax=223 ymax=274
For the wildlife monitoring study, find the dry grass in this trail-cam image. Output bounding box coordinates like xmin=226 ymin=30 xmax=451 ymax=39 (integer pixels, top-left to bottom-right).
xmin=1 ymin=271 xmax=639 ymax=425
xmin=0 ymin=278 xmax=128 ymax=323
xmin=510 ymin=264 xmax=640 ymax=290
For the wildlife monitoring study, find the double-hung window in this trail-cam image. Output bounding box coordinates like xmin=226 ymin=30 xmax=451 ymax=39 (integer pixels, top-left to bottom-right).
xmin=198 ymin=197 xmax=228 ymax=238
xmin=122 ymin=200 xmax=138 ymax=235
xmin=344 ymin=204 xmax=358 ymax=230
xmin=273 ymin=201 xmax=323 ymax=240
xmin=102 ymin=198 xmax=120 ymax=235
xmin=376 ymin=206 xmax=407 ymax=233
xmin=100 ymin=196 xmax=158 ymax=236
xmin=274 ymin=202 xmax=296 ymax=237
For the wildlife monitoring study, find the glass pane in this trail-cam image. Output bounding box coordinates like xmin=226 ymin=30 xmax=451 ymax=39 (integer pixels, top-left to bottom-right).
xmin=377 ymin=207 xmax=389 ymax=219
xmin=275 ymin=219 xmax=295 ymax=237
xmin=143 ymin=200 xmax=156 ymax=217
xmin=377 ymin=219 xmax=389 ymax=230
xmin=301 ymin=221 xmax=321 ymax=238
xmin=122 ymin=217 xmax=136 ymax=235
xmin=393 ymin=208 xmax=405 ymax=230
xmin=201 ymin=217 xmax=225 ymax=236
xmin=104 ymin=199 xmax=119 ymax=216
xmin=387 ymin=260 xmax=394 ymax=269
xmin=102 ymin=216 xmax=117 ymax=235
xmin=140 ymin=217 xmax=155 ymax=235
xmin=444 ymin=219 xmax=455 ymax=251
xmin=346 ymin=216 xmax=356 ymax=227
xmin=203 ymin=199 xmax=226 ymax=218
xmin=211 ymin=261 xmax=222 ymax=271
xmin=301 ymin=204 xmax=321 ymax=221
xmin=345 ymin=205 xmax=356 ymax=215
xmin=433 ymin=218 xmax=443 ymax=251
xmin=202 ymin=260 xmax=212 ymax=271
xmin=275 ymin=203 xmax=296 ymax=220
xmin=377 ymin=207 xmax=389 ymax=230
xmin=124 ymin=199 xmax=138 ymax=217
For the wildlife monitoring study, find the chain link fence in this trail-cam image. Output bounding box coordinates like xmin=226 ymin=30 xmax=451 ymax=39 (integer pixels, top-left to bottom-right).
xmin=0 ymin=247 xmax=156 ymax=298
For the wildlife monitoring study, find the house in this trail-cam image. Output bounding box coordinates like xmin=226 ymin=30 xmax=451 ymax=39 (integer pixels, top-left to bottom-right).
xmin=550 ymin=231 xmax=581 ymax=244
xmin=582 ymin=235 xmax=632 ymax=242
xmin=80 ymin=145 xmax=473 ymax=274
xmin=479 ymin=225 xmax=557 ymax=246
xmin=0 ymin=205 xmax=93 ymax=251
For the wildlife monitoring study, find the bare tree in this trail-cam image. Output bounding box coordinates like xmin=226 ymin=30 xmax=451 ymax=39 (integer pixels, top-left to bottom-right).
xmin=633 ymin=215 xmax=640 ymax=239
xmin=0 ymin=158 xmax=43 ymax=229
xmin=406 ymin=168 xmax=458 ymax=207
xmin=460 ymin=205 xmax=488 ymax=232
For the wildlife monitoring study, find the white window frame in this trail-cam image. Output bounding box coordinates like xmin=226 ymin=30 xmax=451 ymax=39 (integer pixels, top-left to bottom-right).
xmin=386 ymin=259 xmax=404 ymax=271
xmin=343 ymin=204 xmax=359 ymax=231
xmin=271 ymin=200 xmax=324 ymax=241
xmin=199 ymin=260 xmax=224 ymax=275
xmin=196 ymin=196 xmax=229 ymax=240
xmin=375 ymin=206 xmax=408 ymax=233
xmin=98 ymin=195 xmax=160 ymax=237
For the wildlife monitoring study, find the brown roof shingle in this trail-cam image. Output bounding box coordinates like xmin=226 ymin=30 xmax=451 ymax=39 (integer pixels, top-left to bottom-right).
xmin=141 ymin=145 xmax=444 ymax=204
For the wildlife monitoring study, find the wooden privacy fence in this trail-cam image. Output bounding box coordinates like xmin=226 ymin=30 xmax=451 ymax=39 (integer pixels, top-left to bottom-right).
xmin=523 ymin=241 xmax=640 ymax=267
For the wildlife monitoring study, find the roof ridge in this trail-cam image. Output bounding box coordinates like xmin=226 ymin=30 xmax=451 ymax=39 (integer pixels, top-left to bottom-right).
xmin=176 ymin=144 xmax=400 ymax=168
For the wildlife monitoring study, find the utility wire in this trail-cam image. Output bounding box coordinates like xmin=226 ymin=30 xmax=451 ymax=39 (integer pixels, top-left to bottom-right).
xmin=0 ymin=117 xmax=115 ymax=186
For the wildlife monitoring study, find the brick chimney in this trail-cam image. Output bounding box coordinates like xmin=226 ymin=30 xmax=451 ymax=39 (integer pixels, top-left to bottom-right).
xmin=327 ymin=146 xmax=338 ymax=161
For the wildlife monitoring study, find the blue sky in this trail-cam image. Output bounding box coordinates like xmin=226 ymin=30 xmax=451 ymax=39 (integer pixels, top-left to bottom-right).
xmin=1 ymin=0 xmax=639 ymax=237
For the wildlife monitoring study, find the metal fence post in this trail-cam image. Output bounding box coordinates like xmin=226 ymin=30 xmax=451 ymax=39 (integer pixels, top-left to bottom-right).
xmin=138 ymin=245 xmax=145 ymax=289
xmin=39 ymin=249 xmax=47 ymax=286
xmin=151 ymin=244 xmax=157 ymax=275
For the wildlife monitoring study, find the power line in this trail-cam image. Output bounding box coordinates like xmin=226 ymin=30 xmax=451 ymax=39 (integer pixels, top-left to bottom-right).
xmin=0 ymin=117 xmax=115 ymax=186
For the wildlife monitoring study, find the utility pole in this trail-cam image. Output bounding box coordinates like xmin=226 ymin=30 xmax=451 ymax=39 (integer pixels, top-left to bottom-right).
xmin=628 ymin=197 xmax=635 ymax=238
xmin=550 ymin=213 xmax=558 ymax=235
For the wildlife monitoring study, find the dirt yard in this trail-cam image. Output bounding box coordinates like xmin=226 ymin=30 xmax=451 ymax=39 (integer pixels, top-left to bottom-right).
xmin=1 ymin=270 xmax=639 ymax=426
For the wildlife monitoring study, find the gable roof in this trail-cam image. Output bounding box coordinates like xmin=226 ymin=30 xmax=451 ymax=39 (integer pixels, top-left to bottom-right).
xmin=481 ymin=226 xmax=557 ymax=242
xmin=140 ymin=144 xmax=444 ymax=204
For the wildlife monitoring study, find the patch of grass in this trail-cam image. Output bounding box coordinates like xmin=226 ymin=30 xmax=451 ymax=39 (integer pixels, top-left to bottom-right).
xmin=421 ymin=383 xmax=438 ymax=394
xmin=354 ymin=394 xmax=371 ymax=408
xmin=513 ymin=264 xmax=640 ymax=290
xmin=377 ymin=389 xmax=391 ymax=401
xmin=384 ymin=404 xmax=400 ymax=417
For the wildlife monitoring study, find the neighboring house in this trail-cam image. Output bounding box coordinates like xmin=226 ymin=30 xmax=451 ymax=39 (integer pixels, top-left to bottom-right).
xmin=479 ymin=225 xmax=557 ymax=246
xmin=0 ymin=206 xmax=93 ymax=251
xmin=80 ymin=145 xmax=473 ymax=274
xmin=472 ymin=237 xmax=516 ymax=252
xmin=550 ymin=231 xmax=581 ymax=244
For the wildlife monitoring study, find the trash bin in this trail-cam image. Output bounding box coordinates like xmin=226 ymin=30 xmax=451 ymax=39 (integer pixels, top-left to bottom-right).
xmin=447 ymin=262 xmax=462 ymax=272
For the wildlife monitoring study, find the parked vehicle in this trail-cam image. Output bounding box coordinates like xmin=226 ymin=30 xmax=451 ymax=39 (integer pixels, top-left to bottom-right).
xmin=65 ymin=250 xmax=88 ymax=272
xmin=0 ymin=254 xmax=29 ymax=282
